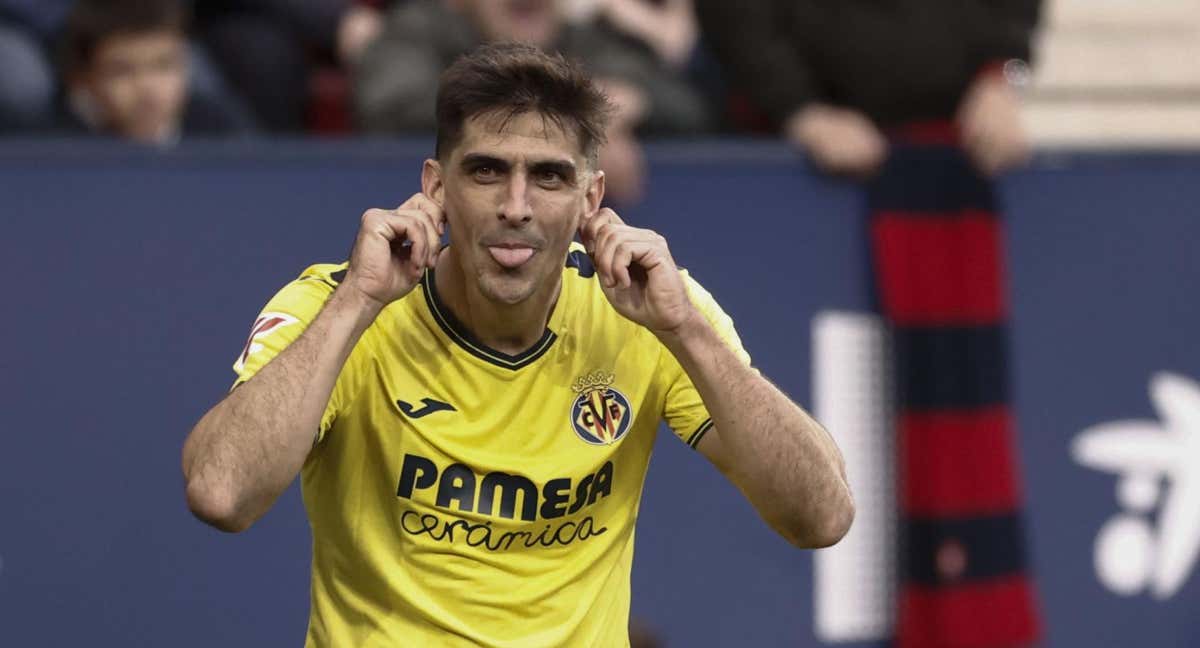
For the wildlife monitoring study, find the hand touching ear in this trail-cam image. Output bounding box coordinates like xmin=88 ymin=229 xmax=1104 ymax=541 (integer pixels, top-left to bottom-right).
xmin=579 ymin=208 xmax=696 ymax=334
xmin=344 ymin=193 xmax=445 ymax=307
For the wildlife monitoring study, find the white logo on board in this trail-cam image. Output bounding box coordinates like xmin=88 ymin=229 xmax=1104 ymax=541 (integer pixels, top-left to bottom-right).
xmin=1072 ymin=372 xmax=1200 ymax=599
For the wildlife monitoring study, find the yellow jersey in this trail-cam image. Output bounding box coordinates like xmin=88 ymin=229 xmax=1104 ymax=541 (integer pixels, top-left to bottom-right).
xmin=231 ymin=243 xmax=750 ymax=647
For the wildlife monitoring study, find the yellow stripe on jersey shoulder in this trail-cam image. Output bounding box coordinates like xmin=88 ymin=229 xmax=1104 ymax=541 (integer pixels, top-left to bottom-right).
xmin=258 ymin=262 xmax=349 ymax=324
xmin=295 ymin=262 xmax=350 ymax=291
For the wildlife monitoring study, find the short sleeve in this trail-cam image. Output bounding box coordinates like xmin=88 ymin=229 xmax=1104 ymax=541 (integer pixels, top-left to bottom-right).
xmin=231 ymin=263 xmax=351 ymax=441
xmin=660 ymin=271 xmax=753 ymax=449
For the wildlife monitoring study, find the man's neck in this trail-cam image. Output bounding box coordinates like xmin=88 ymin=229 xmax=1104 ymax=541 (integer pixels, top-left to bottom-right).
xmin=433 ymin=247 xmax=560 ymax=356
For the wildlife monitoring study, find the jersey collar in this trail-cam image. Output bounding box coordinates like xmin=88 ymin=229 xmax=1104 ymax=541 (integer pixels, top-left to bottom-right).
xmin=420 ymin=269 xmax=560 ymax=371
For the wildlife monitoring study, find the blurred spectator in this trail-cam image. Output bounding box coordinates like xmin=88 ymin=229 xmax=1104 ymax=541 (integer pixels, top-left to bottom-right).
xmin=0 ymin=0 xmax=252 ymax=136
xmin=566 ymin=0 xmax=730 ymax=129
xmin=353 ymin=0 xmax=712 ymax=204
xmin=0 ymin=21 xmax=54 ymax=132
xmin=696 ymin=5 xmax=1046 ymax=647
xmin=57 ymin=0 xmax=249 ymax=144
xmin=565 ymin=0 xmax=697 ymax=70
xmin=695 ymin=1 xmax=1040 ymax=176
xmin=338 ymin=0 xmax=392 ymax=66
xmin=0 ymin=1 xmax=70 ymax=132
xmin=194 ymin=0 xmax=347 ymax=132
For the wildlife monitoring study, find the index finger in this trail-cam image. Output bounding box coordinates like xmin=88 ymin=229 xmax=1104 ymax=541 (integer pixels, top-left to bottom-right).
xmin=401 ymin=193 xmax=447 ymax=234
xmin=580 ymin=208 xmax=623 ymax=252
xmin=597 ymin=207 xmax=625 ymax=226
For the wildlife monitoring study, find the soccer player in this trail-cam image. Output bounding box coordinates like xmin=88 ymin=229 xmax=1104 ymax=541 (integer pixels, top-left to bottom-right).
xmin=181 ymin=43 xmax=854 ymax=647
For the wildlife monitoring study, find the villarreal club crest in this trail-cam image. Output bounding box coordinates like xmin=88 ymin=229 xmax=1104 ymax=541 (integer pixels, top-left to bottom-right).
xmin=570 ymin=371 xmax=633 ymax=445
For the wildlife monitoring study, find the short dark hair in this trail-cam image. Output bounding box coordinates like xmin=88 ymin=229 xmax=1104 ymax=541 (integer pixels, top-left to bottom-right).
xmin=435 ymin=43 xmax=614 ymax=166
xmin=61 ymin=0 xmax=189 ymax=75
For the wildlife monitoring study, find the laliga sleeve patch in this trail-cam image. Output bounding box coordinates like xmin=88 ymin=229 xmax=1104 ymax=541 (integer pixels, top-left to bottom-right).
xmin=234 ymin=312 xmax=300 ymax=372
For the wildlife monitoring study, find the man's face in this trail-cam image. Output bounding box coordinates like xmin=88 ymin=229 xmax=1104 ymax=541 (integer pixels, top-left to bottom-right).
xmin=426 ymin=111 xmax=603 ymax=305
xmin=455 ymin=0 xmax=562 ymax=47
xmin=79 ymin=31 xmax=188 ymax=143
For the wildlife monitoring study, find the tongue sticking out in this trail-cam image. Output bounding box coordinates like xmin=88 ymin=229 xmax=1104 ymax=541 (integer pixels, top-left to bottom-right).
xmin=488 ymin=246 xmax=535 ymax=268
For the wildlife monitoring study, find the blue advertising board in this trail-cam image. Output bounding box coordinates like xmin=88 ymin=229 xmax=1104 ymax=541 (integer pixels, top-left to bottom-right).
xmin=0 ymin=141 xmax=1197 ymax=646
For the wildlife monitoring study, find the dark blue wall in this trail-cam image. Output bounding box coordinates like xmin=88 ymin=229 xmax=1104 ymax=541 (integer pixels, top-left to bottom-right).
xmin=1 ymin=141 xmax=1197 ymax=647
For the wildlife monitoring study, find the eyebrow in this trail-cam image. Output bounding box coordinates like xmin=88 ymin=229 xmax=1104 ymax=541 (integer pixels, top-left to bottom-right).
xmin=529 ymin=160 xmax=577 ymax=182
xmin=460 ymin=153 xmax=510 ymax=172
xmin=459 ymin=153 xmax=578 ymax=180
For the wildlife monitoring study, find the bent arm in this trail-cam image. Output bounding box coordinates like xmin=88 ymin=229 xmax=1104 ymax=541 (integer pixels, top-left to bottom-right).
xmin=658 ymin=312 xmax=854 ymax=548
xmin=181 ymin=287 xmax=380 ymax=532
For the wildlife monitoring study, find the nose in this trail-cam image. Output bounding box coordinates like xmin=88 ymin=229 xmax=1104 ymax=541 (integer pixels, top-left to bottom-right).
xmin=498 ymin=173 xmax=533 ymax=224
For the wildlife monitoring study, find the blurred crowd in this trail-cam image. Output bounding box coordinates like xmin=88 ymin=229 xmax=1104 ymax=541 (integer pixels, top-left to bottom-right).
xmin=0 ymin=0 xmax=1039 ymax=201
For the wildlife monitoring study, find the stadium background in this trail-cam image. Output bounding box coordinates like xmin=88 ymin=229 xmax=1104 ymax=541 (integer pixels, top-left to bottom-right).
xmin=1 ymin=141 xmax=1197 ymax=646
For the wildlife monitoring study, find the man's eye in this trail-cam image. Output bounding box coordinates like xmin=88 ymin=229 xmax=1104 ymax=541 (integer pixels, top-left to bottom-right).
xmin=474 ymin=166 xmax=498 ymax=180
xmin=538 ymin=171 xmax=563 ymax=184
